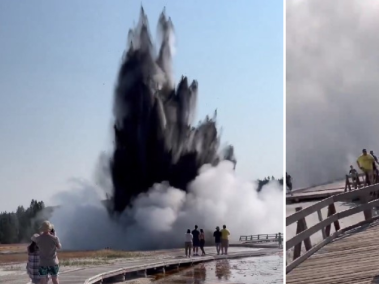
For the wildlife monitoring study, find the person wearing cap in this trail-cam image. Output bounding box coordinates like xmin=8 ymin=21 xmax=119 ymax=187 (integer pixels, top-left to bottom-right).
xmin=31 ymin=221 xmax=61 ymax=284
xmin=213 ymin=226 xmax=222 ymax=255
xmin=357 ymin=149 xmax=375 ymax=185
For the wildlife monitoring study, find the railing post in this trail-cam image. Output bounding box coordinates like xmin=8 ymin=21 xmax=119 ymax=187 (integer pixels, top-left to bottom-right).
xmin=317 ymin=209 xmax=326 ymax=239
xmin=293 ymin=207 xmax=312 ymax=260
xmin=325 ymin=203 xmax=340 ymax=236
xmin=363 ymin=195 xmax=373 ymax=220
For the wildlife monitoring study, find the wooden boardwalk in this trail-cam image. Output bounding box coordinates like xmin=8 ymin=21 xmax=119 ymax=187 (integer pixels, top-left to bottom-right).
xmin=287 ymin=220 xmax=379 ymax=284
xmin=0 ymin=247 xmax=280 ymax=284
xmin=286 ymin=187 xmax=344 ymax=203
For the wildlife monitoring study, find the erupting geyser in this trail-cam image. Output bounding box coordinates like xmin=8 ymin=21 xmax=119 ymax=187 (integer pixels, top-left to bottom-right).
xmin=110 ymin=8 xmax=236 ymax=213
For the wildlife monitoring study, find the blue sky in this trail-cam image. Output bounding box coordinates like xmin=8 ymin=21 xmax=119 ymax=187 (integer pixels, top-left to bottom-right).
xmin=0 ymin=1 xmax=283 ymax=211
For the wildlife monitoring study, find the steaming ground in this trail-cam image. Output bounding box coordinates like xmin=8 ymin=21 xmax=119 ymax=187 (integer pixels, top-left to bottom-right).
xmin=287 ymin=0 xmax=379 ymax=188
xmin=49 ymin=161 xmax=283 ymax=250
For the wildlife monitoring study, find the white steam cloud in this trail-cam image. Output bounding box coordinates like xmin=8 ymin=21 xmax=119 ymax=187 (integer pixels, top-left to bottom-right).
xmin=287 ymin=0 xmax=379 ymax=188
xmin=50 ymin=161 xmax=283 ymax=250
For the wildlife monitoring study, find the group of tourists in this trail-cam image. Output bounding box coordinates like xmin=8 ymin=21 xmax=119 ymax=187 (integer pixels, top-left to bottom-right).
xmin=26 ymin=221 xmax=232 ymax=281
xmin=26 ymin=220 xmax=61 ymax=284
xmin=184 ymin=225 xmax=231 ymax=258
xmin=350 ymin=149 xmax=379 ymax=187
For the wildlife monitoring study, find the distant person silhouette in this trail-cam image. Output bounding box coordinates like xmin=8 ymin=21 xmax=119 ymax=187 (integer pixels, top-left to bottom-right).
xmin=184 ymin=229 xmax=193 ymax=258
xmin=349 ymin=165 xmax=360 ymax=189
xmin=199 ymin=229 xmax=206 ymax=256
xmin=370 ymin=150 xmax=379 ymax=181
xmin=213 ymin=227 xmax=222 ymax=255
xmin=220 ymin=225 xmax=230 ymax=255
xmin=286 ymin=172 xmax=293 ymax=195
xmin=192 ymin=225 xmax=200 ymax=256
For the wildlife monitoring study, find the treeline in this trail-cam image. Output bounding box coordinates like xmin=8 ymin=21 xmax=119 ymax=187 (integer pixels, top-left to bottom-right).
xmin=0 ymin=200 xmax=45 ymax=244
xmin=257 ymin=176 xmax=284 ymax=192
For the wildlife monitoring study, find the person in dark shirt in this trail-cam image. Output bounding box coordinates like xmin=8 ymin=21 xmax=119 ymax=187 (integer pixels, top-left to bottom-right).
xmin=213 ymin=226 xmax=222 ymax=255
xmin=286 ymin=172 xmax=292 ymax=195
xmin=370 ymin=151 xmax=379 ymax=182
xmin=349 ymin=165 xmax=360 ymax=189
xmin=192 ymin=225 xmax=200 ymax=256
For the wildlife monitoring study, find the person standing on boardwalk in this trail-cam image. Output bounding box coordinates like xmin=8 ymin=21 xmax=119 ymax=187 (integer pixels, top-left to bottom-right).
xmin=370 ymin=150 xmax=379 ymax=181
xmin=286 ymin=172 xmax=293 ymax=195
xmin=357 ymin=149 xmax=375 ymax=185
xmin=31 ymin=221 xmax=61 ymax=284
xmin=349 ymin=165 xmax=360 ymax=189
xmin=220 ymin=225 xmax=230 ymax=255
xmin=192 ymin=225 xmax=200 ymax=256
xmin=199 ymin=229 xmax=206 ymax=256
xmin=184 ymin=229 xmax=193 ymax=258
xmin=213 ymin=226 xmax=222 ymax=255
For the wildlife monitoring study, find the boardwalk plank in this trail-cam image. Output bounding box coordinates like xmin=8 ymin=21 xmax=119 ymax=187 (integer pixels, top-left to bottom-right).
xmin=287 ymin=221 xmax=379 ymax=284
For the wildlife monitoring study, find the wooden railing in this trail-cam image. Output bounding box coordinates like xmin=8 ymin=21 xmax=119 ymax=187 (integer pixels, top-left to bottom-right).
xmin=239 ymin=233 xmax=282 ymax=243
xmin=345 ymin=172 xmax=370 ymax=191
xmin=286 ymin=183 xmax=379 ymax=274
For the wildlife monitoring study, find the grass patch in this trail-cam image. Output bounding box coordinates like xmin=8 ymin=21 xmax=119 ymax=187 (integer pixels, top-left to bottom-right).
xmin=60 ymin=259 xmax=110 ymax=266
xmin=0 ymin=249 xmax=144 ymax=265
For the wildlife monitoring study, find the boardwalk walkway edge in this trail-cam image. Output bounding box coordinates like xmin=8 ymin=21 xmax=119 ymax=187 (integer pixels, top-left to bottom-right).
xmin=84 ymin=249 xmax=271 ymax=284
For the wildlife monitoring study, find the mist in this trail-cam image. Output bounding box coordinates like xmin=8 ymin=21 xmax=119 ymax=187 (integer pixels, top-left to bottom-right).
xmin=46 ymin=8 xmax=283 ymax=250
xmin=50 ymin=161 xmax=283 ymax=250
xmin=287 ymin=0 xmax=379 ymax=188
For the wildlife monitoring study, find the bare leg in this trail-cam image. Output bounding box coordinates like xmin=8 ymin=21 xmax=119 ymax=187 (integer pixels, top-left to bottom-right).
xmin=40 ymin=277 xmax=48 ymax=284
xmin=52 ymin=277 xmax=59 ymax=284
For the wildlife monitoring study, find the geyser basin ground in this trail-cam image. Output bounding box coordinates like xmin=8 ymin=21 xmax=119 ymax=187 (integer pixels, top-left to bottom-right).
xmin=0 ymin=246 xmax=281 ymax=283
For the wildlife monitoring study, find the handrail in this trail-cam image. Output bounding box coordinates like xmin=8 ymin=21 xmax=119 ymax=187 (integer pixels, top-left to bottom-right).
xmin=287 ymin=184 xmax=379 ymax=226
xmin=286 ymin=183 xmax=379 ymax=273
xmin=240 ymin=234 xmax=278 ymax=241
xmin=239 ymin=233 xmax=281 ymax=242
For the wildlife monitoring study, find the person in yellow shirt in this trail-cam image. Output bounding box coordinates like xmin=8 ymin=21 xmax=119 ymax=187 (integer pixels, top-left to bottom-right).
xmin=220 ymin=225 xmax=230 ymax=255
xmin=357 ymin=149 xmax=375 ymax=185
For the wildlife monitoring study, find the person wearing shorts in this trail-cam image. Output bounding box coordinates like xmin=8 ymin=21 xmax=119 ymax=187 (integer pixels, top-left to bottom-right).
xmin=220 ymin=225 xmax=230 ymax=255
xmin=192 ymin=225 xmax=200 ymax=256
xmin=31 ymin=221 xmax=61 ymax=284
xmin=357 ymin=149 xmax=375 ymax=185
